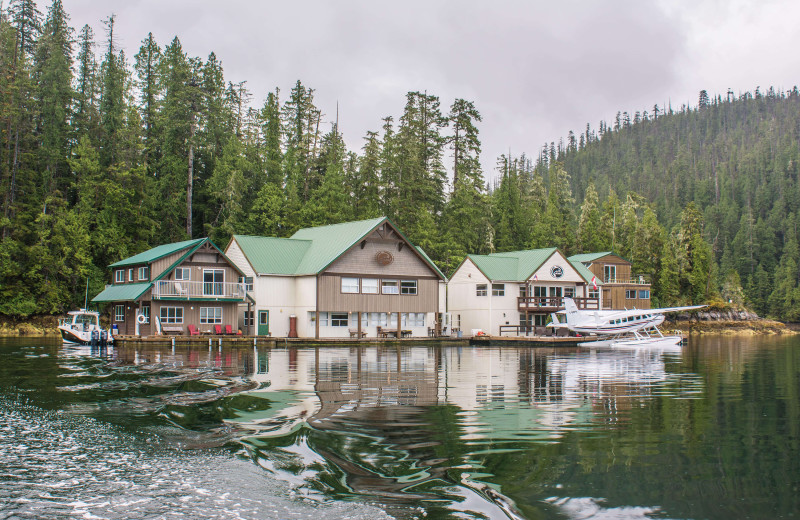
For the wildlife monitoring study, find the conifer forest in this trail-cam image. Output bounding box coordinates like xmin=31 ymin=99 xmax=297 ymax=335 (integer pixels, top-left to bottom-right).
xmin=1 ymin=1 xmax=799 ymax=321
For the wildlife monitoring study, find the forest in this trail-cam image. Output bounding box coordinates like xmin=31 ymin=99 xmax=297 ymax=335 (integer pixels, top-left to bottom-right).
xmin=1 ymin=0 xmax=799 ymax=321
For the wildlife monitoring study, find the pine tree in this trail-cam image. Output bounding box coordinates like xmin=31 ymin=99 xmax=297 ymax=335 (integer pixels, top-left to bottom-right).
xmin=576 ymin=181 xmax=602 ymax=252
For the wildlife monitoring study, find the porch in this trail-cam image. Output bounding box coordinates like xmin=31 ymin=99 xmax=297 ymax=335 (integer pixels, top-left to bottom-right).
xmin=517 ymin=296 xmax=599 ymax=312
xmin=152 ymin=280 xmax=248 ymax=301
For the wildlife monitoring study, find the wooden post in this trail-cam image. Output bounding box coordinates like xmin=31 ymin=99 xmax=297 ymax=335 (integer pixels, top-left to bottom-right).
xmin=357 ymin=311 xmax=362 ymax=339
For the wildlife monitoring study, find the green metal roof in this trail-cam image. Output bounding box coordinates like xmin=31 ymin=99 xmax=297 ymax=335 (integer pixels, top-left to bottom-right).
xmin=109 ymin=238 xmax=205 ymax=267
xmin=466 ymin=248 xmax=600 ymax=285
xmin=91 ymin=282 xmax=152 ymax=303
xmin=415 ymin=246 xmax=447 ymax=281
xmin=233 ymin=217 xmax=445 ymax=280
xmin=231 ymin=235 xmax=312 ymax=275
xmin=568 ymin=251 xmax=613 ymax=263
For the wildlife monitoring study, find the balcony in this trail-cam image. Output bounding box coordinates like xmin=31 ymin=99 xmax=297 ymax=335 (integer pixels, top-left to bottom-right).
xmin=518 ymin=296 xmax=599 ymax=311
xmin=603 ymin=276 xmax=650 ymax=285
xmin=152 ymin=280 xmax=248 ymax=301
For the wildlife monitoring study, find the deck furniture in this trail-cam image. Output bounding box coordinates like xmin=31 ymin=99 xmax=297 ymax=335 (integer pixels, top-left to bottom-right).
xmin=162 ymin=326 xmax=183 ymax=335
xmin=349 ymin=329 xmax=367 ymax=338
xmin=214 ymin=324 xmax=222 ymax=335
xmin=187 ymin=324 xmax=200 ymax=336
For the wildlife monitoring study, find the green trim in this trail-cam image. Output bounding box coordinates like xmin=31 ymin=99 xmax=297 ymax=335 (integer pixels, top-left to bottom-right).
xmin=91 ymin=282 xmax=152 ymax=303
xmin=109 ymin=238 xmax=205 ymax=267
xmin=153 ymin=238 xmax=245 ymax=283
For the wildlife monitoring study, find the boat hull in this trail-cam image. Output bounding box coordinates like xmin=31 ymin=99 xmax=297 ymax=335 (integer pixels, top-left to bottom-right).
xmin=59 ymin=326 xmax=113 ymax=345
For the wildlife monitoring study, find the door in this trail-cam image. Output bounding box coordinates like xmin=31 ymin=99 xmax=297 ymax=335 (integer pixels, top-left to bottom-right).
xmin=257 ymin=310 xmax=269 ymax=336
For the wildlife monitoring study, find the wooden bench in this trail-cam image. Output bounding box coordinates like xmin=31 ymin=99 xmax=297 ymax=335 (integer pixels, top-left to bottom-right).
xmin=161 ymin=326 xmax=183 ymax=335
xmin=349 ymin=329 xmax=367 ymax=338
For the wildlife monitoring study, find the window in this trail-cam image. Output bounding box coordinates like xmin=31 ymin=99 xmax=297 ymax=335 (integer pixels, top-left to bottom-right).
xmin=639 ymin=289 xmax=650 ymax=299
xmin=239 ymin=276 xmax=253 ymax=291
xmin=128 ymin=268 xmax=134 ymax=281
xmin=519 ymin=285 xmax=528 ymax=298
xmin=115 ymin=270 xmax=124 ymax=283
xmin=604 ymin=265 xmax=616 ymax=283
xmin=564 ymin=287 xmax=576 ymax=298
xmin=314 ymin=312 xmax=329 ymax=326
xmin=175 ymin=267 xmax=191 ymax=280
xmin=382 ymin=280 xmax=399 ymax=294
xmin=160 ymin=306 xmax=184 ymax=324
xmin=588 ymin=288 xmax=599 ymax=299
xmin=626 ymin=289 xmax=637 ymax=299
xmin=368 ymin=312 xmax=387 ymax=326
xmin=362 ymin=278 xmax=378 ymax=294
xmin=331 ymin=312 xmax=349 ymax=327
xmin=400 ymin=280 xmax=417 ymax=295
xmin=341 ymin=277 xmax=359 ymax=293
xmin=244 ymin=310 xmax=254 ymax=327
xmin=138 ymin=266 xmax=149 ymax=280
xmin=200 ymin=307 xmax=222 ymax=324
xmin=476 ymin=284 xmax=488 ymax=296
xmin=519 ymin=313 xmax=533 ymax=329
xmin=402 ymin=313 xmax=425 ymax=327
xmin=203 ymin=269 xmax=224 ymax=296
xmin=534 ymin=314 xmax=549 ymax=326
xmin=492 ymin=283 xmax=505 ymax=296
xmin=549 ymin=286 xmax=562 ymax=297
xmin=141 ymin=306 xmax=150 ymax=324
xmin=115 ymin=305 xmax=125 ymax=322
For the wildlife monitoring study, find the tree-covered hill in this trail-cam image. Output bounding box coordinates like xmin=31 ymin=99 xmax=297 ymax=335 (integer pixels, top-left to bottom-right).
xmin=0 ymin=1 xmax=797 ymax=321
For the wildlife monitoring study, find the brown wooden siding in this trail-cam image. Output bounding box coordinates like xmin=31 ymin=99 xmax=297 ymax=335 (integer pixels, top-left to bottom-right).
xmin=151 ymin=250 xmax=188 ymax=280
xmin=326 ymin=230 xmax=438 ymax=278
xmin=318 ymin=274 xmax=437 ymax=312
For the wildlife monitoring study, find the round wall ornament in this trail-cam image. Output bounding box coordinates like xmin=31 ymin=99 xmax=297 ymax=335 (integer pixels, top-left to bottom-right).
xmin=376 ymin=250 xmax=394 ymax=266
xmin=550 ymin=265 xmax=564 ymax=278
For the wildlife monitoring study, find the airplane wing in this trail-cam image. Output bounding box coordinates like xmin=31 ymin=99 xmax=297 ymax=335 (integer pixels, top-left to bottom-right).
xmin=606 ymin=304 xmax=706 ymax=320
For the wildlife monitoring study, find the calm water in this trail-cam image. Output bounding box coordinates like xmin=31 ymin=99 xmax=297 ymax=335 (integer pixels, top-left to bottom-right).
xmin=1 ymin=336 xmax=799 ymax=519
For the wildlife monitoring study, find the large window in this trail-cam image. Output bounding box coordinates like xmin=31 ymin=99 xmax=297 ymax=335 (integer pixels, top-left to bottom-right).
xmin=200 ymin=307 xmax=222 ymax=324
xmin=382 ymin=280 xmax=399 ymax=294
xmin=115 ymin=270 xmax=125 ymax=283
xmin=492 ymin=283 xmax=505 ymax=296
xmin=244 ymin=310 xmax=254 ymax=326
xmin=588 ymin=288 xmax=600 ymax=299
xmin=331 ymin=312 xmax=349 ymax=327
xmin=604 ymin=265 xmax=616 ymax=283
xmin=402 ymin=313 xmax=425 ymax=327
xmin=476 ymin=284 xmax=487 ymax=296
xmin=160 ymin=306 xmax=184 ymax=324
xmin=341 ymin=277 xmax=359 ymax=293
xmin=564 ymin=287 xmax=576 ymax=298
xmin=519 ymin=285 xmax=528 ymax=298
xmin=362 ymin=278 xmax=378 ymax=294
xmin=175 ymin=267 xmax=191 ymax=280
xmin=400 ymin=280 xmax=417 ymax=295
xmin=115 ymin=305 xmax=125 ymax=322
xmin=639 ymin=289 xmax=650 ymax=299
xmin=203 ymin=269 xmax=224 ymax=296
xmin=315 ymin=312 xmax=329 ymax=326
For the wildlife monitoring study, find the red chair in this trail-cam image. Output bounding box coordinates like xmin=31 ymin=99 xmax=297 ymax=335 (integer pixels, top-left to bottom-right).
xmin=225 ymin=324 xmax=233 ymax=335
xmin=214 ymin=324 xmax=222 ymax=335
xmin=187 ymin=324 xmax=200 ymax=336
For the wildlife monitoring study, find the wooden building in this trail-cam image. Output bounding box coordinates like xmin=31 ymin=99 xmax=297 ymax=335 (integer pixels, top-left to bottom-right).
xmin=225 ymin=217 xmax=447 ymax=339
xmin=92 ymin=238 xmax=252 ymax=336
xmin=447 ymin=248 xmax=602 ymax=336
xmin=568 ymin=252 xmax=651 ymax=310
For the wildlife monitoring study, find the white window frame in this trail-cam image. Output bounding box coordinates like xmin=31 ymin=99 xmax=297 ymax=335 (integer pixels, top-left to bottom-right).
xmin=160 ymin=306 xmax=184 ymax=324
xmin=564 ymin=287 xmax=576 ymax=298
xmin=604 ymin=265 xmax=616 ymax=283
xmin=626 ymin=289 xmax=637 ymax=299
xmin=128 ymin=268 xmax=134 ymax=281
xmin=639 ymin=289 xmax=650 ymax=299
xmin=203 ymin=269 xmax=224 ymax=296
xmin=200 ymin=307 xmax=223 ymax=324
xmin=115 ymin=270 xmax=124 ymax=283
xmin=400 ymin=280 xmax=417 ymax=295
xmin=317 ymin=312 xmax=329 ymax=326
xmin=362 ymin=278 xmax=378 ymax=294
xmin=114 ymin=305 xmax=125 ymax=322
xmin=330 ymin=312 xmax=349 ymax=327
xmin=138 ymin=266 xmax=149 ymax=280
xmin=141 ymin=306 xmax=150 ymax=324
xmin=244 ymin=310 xmax=254 ymax=326
xmin=402 ymin=312 xmax=425 ymax=327
xmin=588 ymin=288 xmax=600 ymax=299
xmin=175 ymin=267 xmax=191 ymax=280
xmin=341 ymin=277 xmax=360 ymax=294
xmin=381 ymin=280 xmax=399 ymax=295
xmin=491 ymin=283 xmax=505 ymax=296
xmin=476 ymin=284 xmax=488 ymax=296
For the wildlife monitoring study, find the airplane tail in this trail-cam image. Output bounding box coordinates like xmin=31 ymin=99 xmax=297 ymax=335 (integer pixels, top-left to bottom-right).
xmin=563 ymin=297 xmax=580 ymax=326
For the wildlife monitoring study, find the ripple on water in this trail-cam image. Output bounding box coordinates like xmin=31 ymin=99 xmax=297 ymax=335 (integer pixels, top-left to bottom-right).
xmin=0 ymin=395 xmax=394 ymax=520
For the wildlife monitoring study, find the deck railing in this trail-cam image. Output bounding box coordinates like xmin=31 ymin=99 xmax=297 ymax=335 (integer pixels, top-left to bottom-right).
xmin=152 ymin=280 xmax=248 ymax=300
xmin=517 ymin=296 xmax=599 ymax=311
xmin=603 ymin=276 xmax=650 ymax=285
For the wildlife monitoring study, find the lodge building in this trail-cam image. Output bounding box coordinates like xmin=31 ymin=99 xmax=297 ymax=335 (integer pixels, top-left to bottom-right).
xmin=567 ymin=252 xmax=651 ymax=310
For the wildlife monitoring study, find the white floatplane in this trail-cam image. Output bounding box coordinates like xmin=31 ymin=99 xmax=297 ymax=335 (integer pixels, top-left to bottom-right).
xmin=57 ymin=309 xmax=113 ymax=345
xmin=551 ymin=298 xmax=706 ymax=347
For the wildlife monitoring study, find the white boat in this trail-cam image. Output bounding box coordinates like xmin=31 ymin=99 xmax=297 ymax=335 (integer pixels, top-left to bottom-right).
xmin=57 ymin=309 xmax=113 ymax=345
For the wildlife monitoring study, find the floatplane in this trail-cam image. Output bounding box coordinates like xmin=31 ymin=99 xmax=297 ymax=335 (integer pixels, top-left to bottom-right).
xmin=551 ymin=297 xmax=706 ymax=347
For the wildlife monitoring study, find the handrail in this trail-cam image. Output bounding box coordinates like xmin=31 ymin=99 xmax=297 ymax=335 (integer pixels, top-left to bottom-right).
xmin=152 ymin=280 xmax=248 ymax=300
xmin=517 ymin=296 xmax=599 ymax=310
xmin=603 ymin=276 xmax=650 ymax=285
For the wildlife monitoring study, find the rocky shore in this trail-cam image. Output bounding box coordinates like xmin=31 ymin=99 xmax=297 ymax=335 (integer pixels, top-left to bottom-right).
xmin=664 ymin=308 xmax=796 ymax=335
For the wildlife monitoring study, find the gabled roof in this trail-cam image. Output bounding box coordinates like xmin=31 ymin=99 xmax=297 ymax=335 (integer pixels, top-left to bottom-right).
xmin=109 ymin=238 xmax=205 ymax=267
xmin=465 ymin=247 xmax=600 ymax=285
xmin=231 ymin=217 xmax=445 ymax=279
xmin=91 ymin=282 xmax=151 ymax=303
xmin=568 ymin=251 xmax=612 ymax=263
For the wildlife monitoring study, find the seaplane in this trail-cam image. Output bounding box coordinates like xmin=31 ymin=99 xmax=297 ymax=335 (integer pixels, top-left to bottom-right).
xmin=551 ymin=298 xmax=706 ymax=347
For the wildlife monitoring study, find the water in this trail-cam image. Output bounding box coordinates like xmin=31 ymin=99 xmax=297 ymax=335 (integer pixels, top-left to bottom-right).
xmin=1 ymin=336 xmax=799 ymax=519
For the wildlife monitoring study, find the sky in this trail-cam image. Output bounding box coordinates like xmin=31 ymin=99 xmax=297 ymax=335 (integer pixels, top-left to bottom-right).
xmin=54 ymin=0 xmax=800 ymax=183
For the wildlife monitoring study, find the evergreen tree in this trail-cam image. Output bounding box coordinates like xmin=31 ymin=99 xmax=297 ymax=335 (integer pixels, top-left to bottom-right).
xmin=576 ymin=181 xmax=603 ymax=252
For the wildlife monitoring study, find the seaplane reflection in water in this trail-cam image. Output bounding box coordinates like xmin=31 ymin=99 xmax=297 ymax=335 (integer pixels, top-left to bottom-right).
xmin=551 ymin=297 xmax=706 ymax=348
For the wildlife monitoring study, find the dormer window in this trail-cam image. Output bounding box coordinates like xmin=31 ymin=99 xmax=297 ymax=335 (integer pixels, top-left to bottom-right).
xmin=128 ymin=268 xmax=133 ymax=282
xmin=115 ymin=270 xmax=124 ymax=283
xmin=138 ymin=267 xmax=149 ymax=280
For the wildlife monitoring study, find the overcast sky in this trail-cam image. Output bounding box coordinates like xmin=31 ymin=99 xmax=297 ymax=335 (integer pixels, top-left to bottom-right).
xmin=56 ymin=0 xmax=800 ymax=183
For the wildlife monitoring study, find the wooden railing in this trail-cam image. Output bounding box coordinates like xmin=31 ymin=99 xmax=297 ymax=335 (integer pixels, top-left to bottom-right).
xmin=152 ymin=280 xmax=248 ymax=300
xmin=517 ymin=296 xmax=599 ymax=311
xmin=603 ymin=276 xmax=650 ymax=285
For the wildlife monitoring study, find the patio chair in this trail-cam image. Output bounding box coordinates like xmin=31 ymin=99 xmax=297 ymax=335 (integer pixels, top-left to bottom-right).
xmin=225 ymin=324 xmax=233 ymax=335
xmin=187 ymin=324 xmax=200 ymax=336
xmin=214 ymin=324 xmax=222 ymax=335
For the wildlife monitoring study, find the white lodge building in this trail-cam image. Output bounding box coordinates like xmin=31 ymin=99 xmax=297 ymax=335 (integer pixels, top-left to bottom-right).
xmin=447 ymin=248 xmax=603 ymax=336
xmin=225 ymin=217 xmax=447 ymax=339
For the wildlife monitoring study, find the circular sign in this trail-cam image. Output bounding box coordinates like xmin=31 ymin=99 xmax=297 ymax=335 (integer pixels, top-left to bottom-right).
xmin=550 ymin=265 xmax=564 ymax=278
xmin=376 ymin=251 xmax=394 ymax=266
